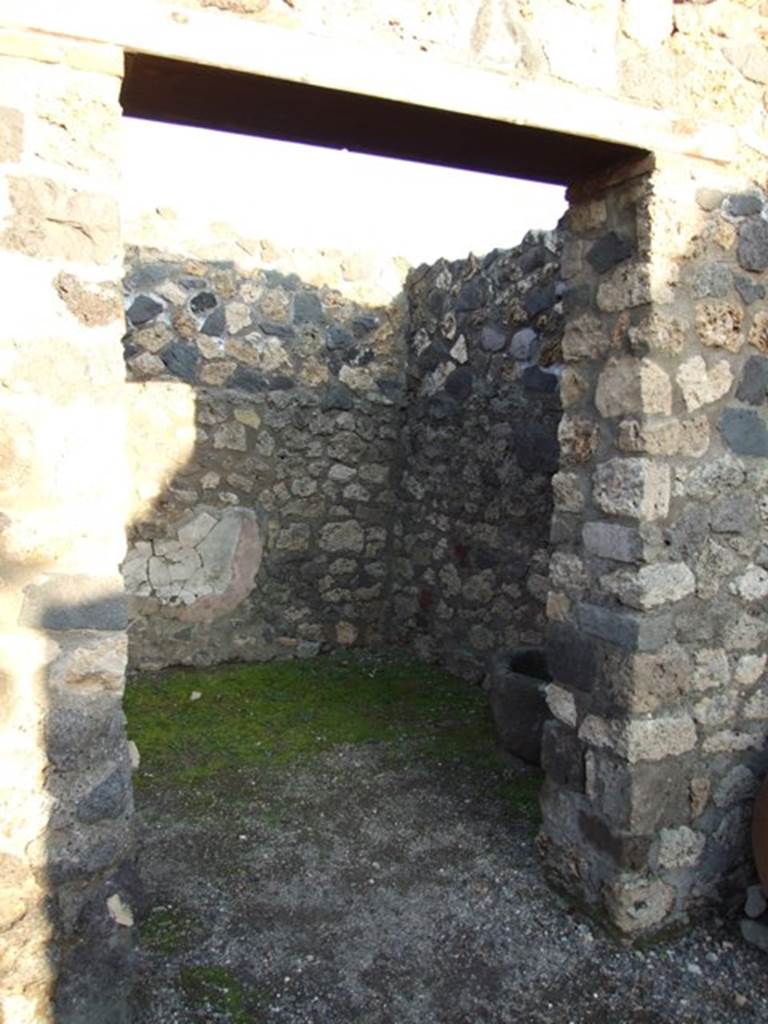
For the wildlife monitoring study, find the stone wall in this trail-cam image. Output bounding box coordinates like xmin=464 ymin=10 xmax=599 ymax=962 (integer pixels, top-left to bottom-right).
xmin=390 ymin=233 xmax=563 ymax=680
xmin=122 ymin=234 xmax=408 ymax=670
xmin=539 ymin=166 xmax=768 ymax=936
xmin=0 ymin=32 xmax=136 ymax=1024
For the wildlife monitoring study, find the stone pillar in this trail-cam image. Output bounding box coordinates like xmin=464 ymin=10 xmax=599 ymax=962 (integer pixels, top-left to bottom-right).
xmin=540 ymin=156 xmax=768 ymax=937
xmin=0 ymin=29 xmax=135 ymax=1023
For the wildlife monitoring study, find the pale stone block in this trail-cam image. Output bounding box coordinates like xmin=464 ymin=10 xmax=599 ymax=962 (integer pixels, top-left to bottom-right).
xmin=600 ymin=563 xmax=695 ymax=610
xmin=693 ymin=648 xmax=730 ymax=691
xmin=213 ymin=422 xmax=247 ymax=451
xmin=558 ymin=416 xmax=599 ymax=464
xmin=579 ymin=713 xmax=696 ymax=762
xmin=560 ymin=366 xmax=588 ymax=406
xmin=234 ymin=407 xmax=262 ymax=430
xmin=596 ymin=262 xmax=652 ymax=312
xmin=552 ymin=471 xmax=585 ymax=513
xmin=225 ymin=302 xmax=252 ymax=334
xmin=546 ymin=591 xmax=571 ymax=623
xmin=696 ymin=300 xmax=744 ymax=352
xmin=703 ymin=730 xmax=763 ymax=753
xmin=656 ymin=826 xmax=705 ymax=870
xmin=628 ymin=312 xmax=686 ymax=355
xmin=693 ymin=691 xmax=737 ymax=726
xmin=549 ymin=552 xmax=588 ymax=593
xmin=595 ymin=357 xmax=671 ymax=417
xmin=735 ymin=653 xmax=767 ymax=687
xmin=730 ymin=565 xmax=768 ymax=602
xmin=562 ymin=313 xmax=609 ymax=362
xmin=676 ymin=355 xmax=732 ymax=411
xmin=545 ymin=684 xmax=578 ymax=728
xmin=744 ymin=690 xmax=768 ymax=721
xmin=593 ymin=459 xmax=670 ymax=520
xmin=604 ymin=877 xmax=675 ymax=934
xmin=319 ymin=521 xmax=365 ymax=553
xmin=617 ymin=419 xmax=680 ymax=456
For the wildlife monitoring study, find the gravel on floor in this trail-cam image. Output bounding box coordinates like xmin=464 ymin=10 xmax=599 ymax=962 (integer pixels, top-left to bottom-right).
xmin=131 ymin=739 xmax=768 ymax=1024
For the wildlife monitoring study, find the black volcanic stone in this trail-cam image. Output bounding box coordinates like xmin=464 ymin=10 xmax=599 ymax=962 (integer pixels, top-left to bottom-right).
xmin=126 ymin=295 xmax=163 ymax=326
xmin=522 ymin=365 xmax=558 ymax=393
xmin=736 ymin=356 xmax=768 ymax=406
xmin=444 ymin=366 xmax=473 ymax=401
xmin=523 ymin=282 xmax=556 ymax=317
xmin=720 ymin=407 xmax=768 ymax=456
xmin=735 ymin=276 xmax=766 ymax=305
xmin=190 ymin=291 xmax=217 ymax=314
xmin=161 ymin=341 xmax=198 ymax=383
xmin=587 ymin=232 xmax=634 ymax=273
xmin=738 ymin=217 xmax=768 ymax=272
xmin=726 ymin=193 xmax=763 ymax=217
xmin=201 ymin=307 xmax=225 ymax=336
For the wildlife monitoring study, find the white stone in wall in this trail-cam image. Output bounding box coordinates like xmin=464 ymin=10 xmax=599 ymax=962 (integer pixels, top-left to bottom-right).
xmin=692 ymin=648 xmax=730 ymax=691
xmin=676 ymin=355 xmax=732 ymax=412
xmin=579 ymin=713 xmax=697 ymax=762
xmin=593 ymin=459 xmax=670 ymax=520
xmin=600 ymin=562 xmax=695 ymax=609
xmin=656 ymin=826 xmax=705 ymax=870
xmin=744 ymin=690 xmax=768 ymax=721
xmin=730 ymin=565 xmax=768 ymax=602
xmin=545 ymin=684 xmax=578 ymax=727
xmin=703 ymin=730 xmax=764 ymax=754
xmin=735 ymin=653 xmax=767 ymax=687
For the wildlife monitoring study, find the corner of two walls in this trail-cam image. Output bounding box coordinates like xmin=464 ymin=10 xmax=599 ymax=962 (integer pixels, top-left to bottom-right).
xmin=391 ymin=234 xmax=563 ymax=681
xmin=120 ymin=218 xmax=563 ymax=676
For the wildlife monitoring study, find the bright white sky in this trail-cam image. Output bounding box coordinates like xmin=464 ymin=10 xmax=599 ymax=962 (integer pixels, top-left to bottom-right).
xmin=121 ymin=117 xmax=567 ymax=265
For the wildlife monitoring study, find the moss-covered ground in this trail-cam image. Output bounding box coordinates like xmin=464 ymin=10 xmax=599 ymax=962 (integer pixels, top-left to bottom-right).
xmin=125 ymin=649 xmax=542 ymax=821
xmin=127 ymin=650 xmax=543 ymax=1023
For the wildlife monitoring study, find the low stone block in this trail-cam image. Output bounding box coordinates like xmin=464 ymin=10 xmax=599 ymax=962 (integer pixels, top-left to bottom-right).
xmin=655 ymin=826 xmax=705 ymax=870
xmin=578 ymin=602 xmax=672 ymax=652
xmin=586 ymin=752 xmax=692 ymax=833
xmin=600 ymin=563 xmax=695 ymax=610
xmin=592 ymin=458 xmax=670 ymax=521
xmin=595 ymin=357 xmax=671 ymax=418
xmin=604 ymin=877 xmax=675 ymax=935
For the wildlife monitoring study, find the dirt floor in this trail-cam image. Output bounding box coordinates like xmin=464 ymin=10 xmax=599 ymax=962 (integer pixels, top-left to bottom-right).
xmin=126 ymin=652 xmax=768 ymax=1024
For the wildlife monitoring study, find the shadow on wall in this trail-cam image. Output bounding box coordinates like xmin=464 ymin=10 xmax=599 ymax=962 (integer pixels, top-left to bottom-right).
xmin=120 ymin=243 xmax=409 ymax=672
xmin=14 ymin=225 xmax=563 ymax=1023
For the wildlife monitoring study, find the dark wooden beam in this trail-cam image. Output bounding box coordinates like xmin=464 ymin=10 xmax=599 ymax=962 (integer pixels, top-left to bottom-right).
xmin=121 ymin=53 xmax=647 ymax=188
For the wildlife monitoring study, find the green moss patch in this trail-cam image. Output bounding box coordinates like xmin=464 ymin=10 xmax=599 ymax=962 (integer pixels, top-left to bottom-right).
xmin=179 ymin=964 xmax=257 ymax=1023
xmin=141 ymin=903 xmax=197 ymax=956
xmin=125 ymin=650 xmax=542 ymax=822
